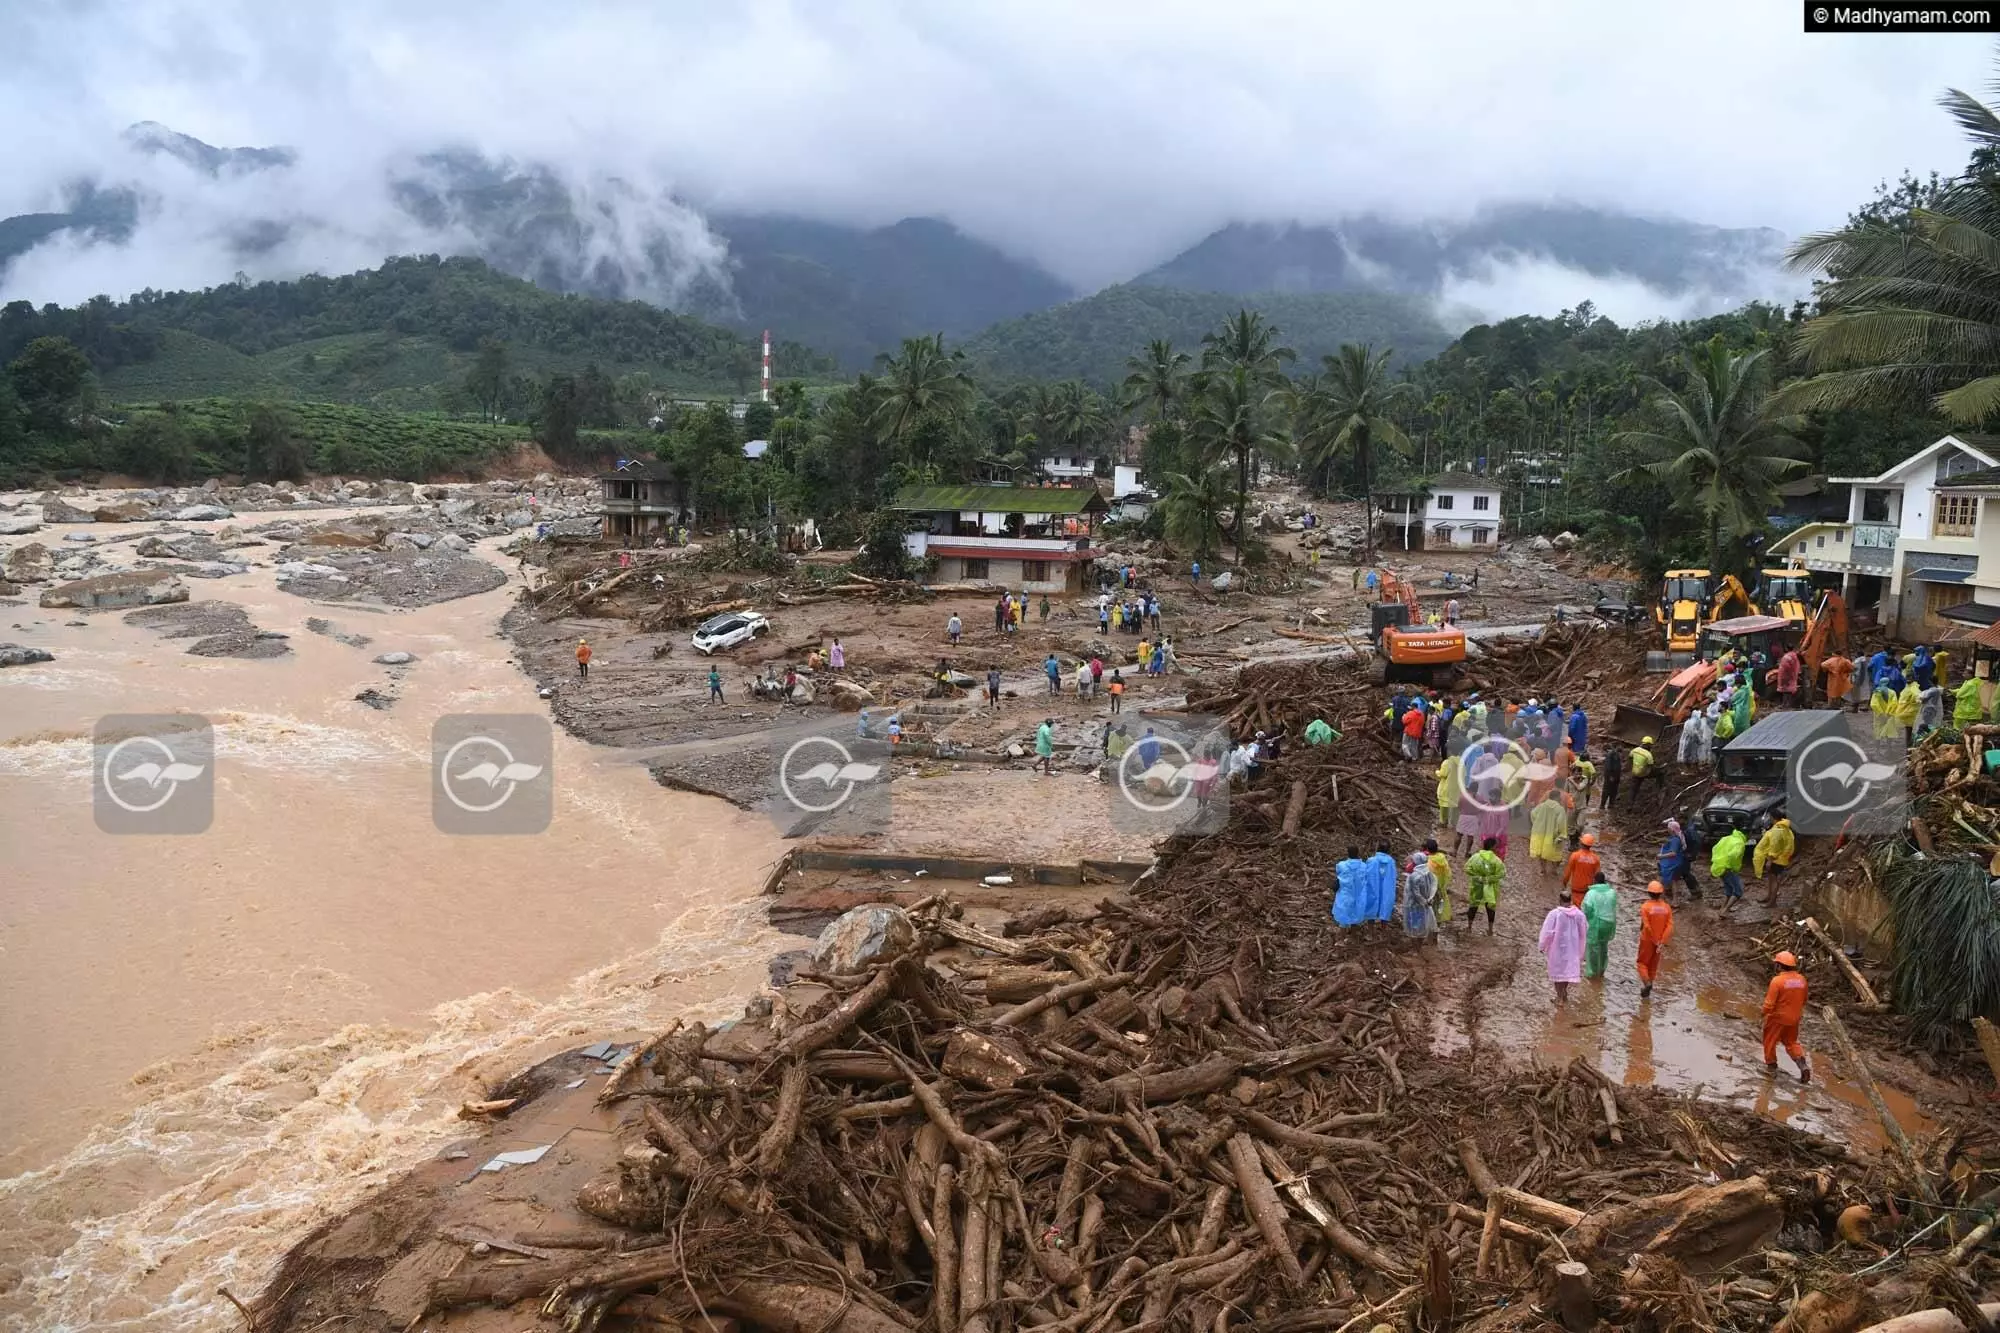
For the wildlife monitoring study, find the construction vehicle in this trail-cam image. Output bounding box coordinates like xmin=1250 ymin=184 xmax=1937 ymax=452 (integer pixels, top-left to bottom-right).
xmin=1757 ymin=567 xmax=1814 ymax=628
xmin=1706 ymin=573 xmax=1760 ymax=623
xmin=1797 ymin=590 xmax=1850 ymax=699
xmin=1654 ymin=569 xmax=1711 ymax=664
xmin=1614 ymin=613 xmax=1803 ymax=744
xmin=1368 ymin=574 xmax=1466 ymax=685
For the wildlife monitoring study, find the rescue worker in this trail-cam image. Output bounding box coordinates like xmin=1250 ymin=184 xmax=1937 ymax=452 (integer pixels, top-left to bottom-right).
xmin=1367 ymin=843 xmax=1400 ymax=923
xmin=1636 ymin=880 xmax=1674 ymax=998
xmin=1753 ymin=816 xmax=1795 ymax=905
xmin=1436 ymin=752 xmax=1462 ymax=828
xmin=1425 ymin=838 xmax=1454 ymax=926
xmin=1774 ymin=648 xmax=1803 ymax=709
xmin=1332 ymin=846 xmax=1369 ymax=927
xmin=576 ymin=638 xmax=592 ymax=680
xmin=1401 ymin=700 xmax=1426 ymax=761
xmin=1955 ymin=674 xmax=1986 ymax=728
xmin=1538 ymin=892 xmax=1588 ymax=1004
xmin=1628 ymin=735 xmax=1662 ymax=801
xmin=1567 ymin=754 xmax=1597 ymax=835
xmin=1599 ymin=743 xmax=1624 ymax=809
xmin=1821 ymin=652 xmax=1855 ymax=711
xmin=1305 ymin=717 xmax=1337 ymax=746
xmin=1529 ymin=789 xmax=1569 ymax=885
xmin=1403 ymin=851 xmax=1439 ymax=941
xmin=1581 ymin=870 xmax=1618 ymax=980
xmin=1894 ymin=676 xmax=1922 ymax=748
xmin=1562 ymin=832 xmax=1602 ymax=907
xmin=1658 ymin=817 xmax=1700 ymax=899
xmin=1711 ymin=824 xmax=1749 ymax=912
xmin=1762 ymin=951 xmax=1812 ymax=1082
xmin=1464 ymin=835 xmax=1504 ymax=935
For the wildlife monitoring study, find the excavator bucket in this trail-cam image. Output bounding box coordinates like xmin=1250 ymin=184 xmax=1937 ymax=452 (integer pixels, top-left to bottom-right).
xmin=1611 ymin=702 xmax=1671 ymax=747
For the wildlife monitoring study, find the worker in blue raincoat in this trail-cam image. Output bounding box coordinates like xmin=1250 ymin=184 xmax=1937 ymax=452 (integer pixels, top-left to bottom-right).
xmin=1367 ymin=843 xmax=1400 ymax=922
xmin=1333 ymin=846 xmax=1369 ymax=927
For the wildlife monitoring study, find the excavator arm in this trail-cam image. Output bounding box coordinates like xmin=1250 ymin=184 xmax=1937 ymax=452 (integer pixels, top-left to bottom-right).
xmin=1799 ymin=591 xmax=1849 ymax=676
xmin=1707 ymin=574 xmax=1759 ymax=622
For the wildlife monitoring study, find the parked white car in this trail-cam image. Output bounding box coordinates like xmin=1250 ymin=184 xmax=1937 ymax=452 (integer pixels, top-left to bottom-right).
xmin=690 ymin=610 xmax=770 ymax=655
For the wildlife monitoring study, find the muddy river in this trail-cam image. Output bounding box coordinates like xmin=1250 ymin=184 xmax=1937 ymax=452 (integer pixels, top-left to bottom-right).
xmin=0 ymin=515 xmax=783 ymax=1330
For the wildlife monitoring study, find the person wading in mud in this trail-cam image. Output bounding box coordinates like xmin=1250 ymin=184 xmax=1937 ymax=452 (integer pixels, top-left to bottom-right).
xmin=576 ymin=638 xmax=591 ymax=680
xmin=1762 ymin=951 xmax=1811 ymax=1083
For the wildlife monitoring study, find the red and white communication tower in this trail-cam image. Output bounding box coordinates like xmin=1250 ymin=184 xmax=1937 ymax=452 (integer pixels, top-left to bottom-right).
xmin=761 ymin=329 xmax=771 ymax=403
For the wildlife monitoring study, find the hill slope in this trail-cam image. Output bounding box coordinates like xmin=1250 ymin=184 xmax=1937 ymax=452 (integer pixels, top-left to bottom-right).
xmin=961 ymin=284 xmax=1454 ymax=387
xmin=0 ymin=255 xmax=837 ymax=408
xmin=1138 ymin=206 xmax=1788 ymax=303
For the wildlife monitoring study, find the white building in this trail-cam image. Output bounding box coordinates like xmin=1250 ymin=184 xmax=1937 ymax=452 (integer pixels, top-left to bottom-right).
xmin=1112 ymin=464 xmax=1147 ymax=498
xmin=1038 ymin=454 xmax=1098 ymax=480
xmin=1373 ymin=479 xmax=1503 ymax=551
xmin=890 ymin=483 xmax=1109 ymax=594
xmin=1766 ymin=434 xmax=1998 ymax=634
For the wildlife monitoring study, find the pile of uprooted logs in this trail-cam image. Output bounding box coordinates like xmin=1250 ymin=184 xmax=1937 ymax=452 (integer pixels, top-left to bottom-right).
xmin=1184 ymin=624 xmax=1647 ymax=748
xmin=411 ymin=879 xmax=1994 ymax=1333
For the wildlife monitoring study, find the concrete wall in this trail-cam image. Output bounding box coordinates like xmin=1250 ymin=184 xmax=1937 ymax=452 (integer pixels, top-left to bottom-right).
xmin=932 ymin=556 xmax=1076 ymax=593
xmin=1802 ymin=869 xmax=1896 ymax=963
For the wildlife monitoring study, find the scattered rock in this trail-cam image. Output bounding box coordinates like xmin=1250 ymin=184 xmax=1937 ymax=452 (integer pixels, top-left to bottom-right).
xmin=0 ymin=644 xmax=54 ymax=668
xmin=90 ymin=501 xmax=154 ymax=523
xmin=374 ymin=651 xmax=417 ymax=665
xmin=188 ymin=630 xmax=292 ymax=659
xmin=1530 ymin=535 xmax=1555 ymax=553
xmin=0 ymin=516 xmax=41 ymax=536
xmin=2 ymin=543 xmax=50 ymax=583
xmin=39 ymin=568 xmax=189 ymax=610
xmin=41 ymin=497 xmax=92 ymax=523
xmin=822 ymin=678 xmax=876 ymax=711
xmin=62 ymin=533 xmax=95 ymax=543
xmin=811 ymin=905 xmax=917 ymax=976
xmin=135 ymin=534 xmax=224 ymax=562
xmin=1211 ymin=571 xmax=1234 ymax=592
xmin=170 ymin=504 xmax=235 ymax=522
xmin=274 ymin=547 xmax=505 ymax=607
xmin=354 ymin=688 xmax=396 ymax=710
xmin=0 ymin=580 xmax=20 ymax=597
xmin=433 ymin=533 xmax=471 ymax=552
xmin=305 ymin=617 xmax=372 ymax=649
xmin=302 ymin=516 xmax=393 ymax=548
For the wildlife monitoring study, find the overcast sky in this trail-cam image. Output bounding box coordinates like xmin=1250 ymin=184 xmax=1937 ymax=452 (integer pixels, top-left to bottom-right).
xmin=0 ymin=0 xmax=1987 ymax=305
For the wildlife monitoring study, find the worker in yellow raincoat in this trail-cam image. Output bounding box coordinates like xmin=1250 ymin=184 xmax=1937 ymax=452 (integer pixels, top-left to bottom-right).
xmin=1436 ymin=754 xmax=1462 ymax=829
xmin=1425 ymin=837 xmax=1454 ymax=924
xmin=1753 ymin=815 xmax=1795 ymax=906
xmin=1893 ymin=679 xmax=1922 ymax=747
xmin=1529 ymin=791 xmax=1568 ymax=885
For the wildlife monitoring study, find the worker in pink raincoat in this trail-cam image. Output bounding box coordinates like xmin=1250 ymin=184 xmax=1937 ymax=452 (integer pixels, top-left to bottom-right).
xmin=1537 ymin=897 xmax=1588 ymax=1005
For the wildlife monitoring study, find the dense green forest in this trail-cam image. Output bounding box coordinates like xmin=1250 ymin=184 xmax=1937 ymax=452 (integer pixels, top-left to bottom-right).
xmin=961 ymin=284 xmax=1454 ymax=388
xmin=0 ymin=255 xmax=837 ymax=409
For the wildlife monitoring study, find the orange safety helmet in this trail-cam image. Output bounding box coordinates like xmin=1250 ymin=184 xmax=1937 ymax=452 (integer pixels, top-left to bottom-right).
xmin=1773 ymin=950 xmax=1798 ymax=968
xmin=1645 ymin=880 xmax=1665 ymax=895
xmin=1580 ymin=833 xmax=1596 ymax=847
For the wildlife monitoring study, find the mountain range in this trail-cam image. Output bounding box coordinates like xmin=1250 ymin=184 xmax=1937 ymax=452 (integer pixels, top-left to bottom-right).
xmin=0 ymin=124 xmax=1796 ymax=390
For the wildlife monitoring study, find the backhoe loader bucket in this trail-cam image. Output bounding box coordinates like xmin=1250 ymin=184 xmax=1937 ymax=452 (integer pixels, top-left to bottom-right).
xmin=1611 ymin=702 xmax=1671 ymax=747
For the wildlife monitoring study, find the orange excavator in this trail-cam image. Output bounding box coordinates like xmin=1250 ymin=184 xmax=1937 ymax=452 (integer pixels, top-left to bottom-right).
xmin=1368 ymin=572 xmax=1467 ymax=685
xmin=1798 ymin=590 xmax=1850 ymax=683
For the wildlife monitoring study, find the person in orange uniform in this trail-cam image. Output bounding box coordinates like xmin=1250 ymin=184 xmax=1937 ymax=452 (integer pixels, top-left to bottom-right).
xmin=1819 ymin=652 xmax=1855 ymax=711
xmin=1562 ymin=832 xmax=1602 ymax=907
xmin=576 ymin=638 xmax=592 ymax=680
xmin=1762 ymin=951 xmax=1812 ymax=1082
xmin=1636 ymin=880 xmax=1674 ymax=998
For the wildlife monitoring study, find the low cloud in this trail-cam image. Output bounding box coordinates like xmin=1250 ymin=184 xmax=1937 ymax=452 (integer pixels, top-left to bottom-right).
xmin=1434 ymin=254 xmax=1811 ymax=333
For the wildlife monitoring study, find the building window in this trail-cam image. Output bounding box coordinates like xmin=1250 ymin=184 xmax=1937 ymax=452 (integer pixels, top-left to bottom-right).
xmin=1925 ymin=582 xmax=1965 ymax=619
xmin=963 ymin=558 xmax=989 ymax=579
xmin=1022 ymin=561 xmax=1050 ymax=582
xmin=1796 ymin=541 xmax=1807 ymax=554
xmin=1472 ymin=494 xmax=1491 ymax=512
xmin=1435 ymin=494 xmax=1455 ymax=510
xmin=1471 ymin=528 xmax=1490 ymax=545
xmin=1815 ymin=536 xmax=1825 ymax=549
xmin=1934 ymin=494 xmax=1979 ymax=538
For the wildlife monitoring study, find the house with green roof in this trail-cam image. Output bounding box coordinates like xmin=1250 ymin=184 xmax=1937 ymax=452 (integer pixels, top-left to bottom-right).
xmin=888 ymin=483 xmax=1109 ymax=593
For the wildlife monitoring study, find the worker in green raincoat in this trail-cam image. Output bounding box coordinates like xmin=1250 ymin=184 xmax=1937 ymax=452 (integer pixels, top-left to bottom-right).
xmin=1463 ymin=836 xmax=1504 ymax=935
xmin=1955 ymin=676 xmax=1985 ymax=727
xmin=1581 ymin=871 xmax=1617 ymax=979
xmin=1305 ymin=717 xmax=1337 ymax=746
xmin=1730 ymin=683 xmax=1754 ymax=739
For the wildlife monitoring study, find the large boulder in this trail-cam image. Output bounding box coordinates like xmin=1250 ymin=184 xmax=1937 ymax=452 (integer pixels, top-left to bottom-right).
xmin=0 ymin=644 xmax=54 ymax=668
xmin=0 ymin=515 xmax=41 ymax=536
xmin=303 ymin=516 xmax=392 ymax=548
xmin=2 ymin=543 xmax=51 ymax=583
xmin=433 ymin=532 xmax=471 ymax=552
xmin=811 ymin=904 xmax=917 ymax=976
xmin=90 ymin=501 xmax=155 ymax=523
xmin=1530 ymin=534 xmax=1555 ymax=553
xmin=41 ymin=496 xmax=92 ymax=523
xmin=170 ymin=504 xmax=235 ymax=522
xmin=823 ymin=678 xmax=876 ymax=712
xmin=39 ymin=568 xmax=190 ymax=610
xmin=1552 ymin=530 xmax=1578 ymax=551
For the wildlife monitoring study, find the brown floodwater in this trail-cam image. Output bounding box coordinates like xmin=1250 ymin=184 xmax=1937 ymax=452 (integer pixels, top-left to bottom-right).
xmin=0 ymin=511 xmax=784 ymax=1331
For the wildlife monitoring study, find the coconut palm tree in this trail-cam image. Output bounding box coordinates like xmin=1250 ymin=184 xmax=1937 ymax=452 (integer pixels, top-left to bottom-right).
xmin=1612 ymin=336 xmax=1808 ymax=579
xmin=1200 ymin=310 xmax=1295 ymax=386
xmin=1188 ymin=363 xmax=1268 ymax=552
xmin=1290 ymin=343 xmax=1417 ymax=564
xmin=1050 ymin=379 xmax=1110 ymax=465
xmin=1783 ymin=63 xmax=2000 ymax=423
xmin=1121 ymin=339 xmax=1192 ymax=422
xmin=873 ymin=334 xmax=974 ymax=465
xmin=1159 ymin=464 xmax=1235 ymax=563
